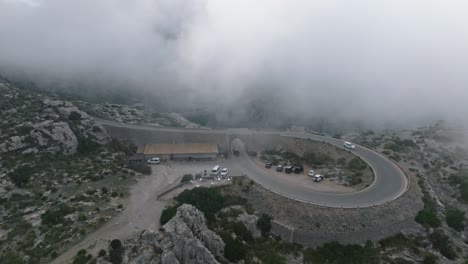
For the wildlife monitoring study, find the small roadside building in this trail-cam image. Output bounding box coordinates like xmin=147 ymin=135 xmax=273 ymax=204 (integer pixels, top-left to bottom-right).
xmin=137 ymin=143 xmax=219 ymax=160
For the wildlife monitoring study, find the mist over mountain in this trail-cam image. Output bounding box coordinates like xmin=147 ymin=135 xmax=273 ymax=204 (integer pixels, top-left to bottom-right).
xmin=1 ymin=0 xmax=468 ymax=132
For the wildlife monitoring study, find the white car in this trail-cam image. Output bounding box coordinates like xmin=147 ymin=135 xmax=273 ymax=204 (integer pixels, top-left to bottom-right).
xmin=344 ymin=141 xmax=356 ymax=149
xmin=147 ymin=157 xmax=161 ymax=164
xmin=308 ymin=170 xmax=315 ymax=177
xmin=220 ymin=168 xmax=229 ymax=177
xmin=313 ymin=175 xmax=323 ymax=182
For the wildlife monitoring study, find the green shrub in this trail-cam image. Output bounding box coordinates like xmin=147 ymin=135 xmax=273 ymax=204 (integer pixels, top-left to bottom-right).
xmin=257 ymin=214 xmax=273 ymax=236
xmin=73 ymin=249 xmax=92 ymax=264
xmin=460 ymin=181 xmax=468 ymax=203
xmin=304 ymin=152 xmax=333 ymax=166
xmin=109 ymin=239 xmax=124 ymax=264
xmin=220 ymin=232 xmax=247 ymax=262
xmin=415 ymin=209 xmax=441 ymax=228
xmin=128 ymin=164 xmax=151 ymax=175
xmin=160 ymin=204 xmax=180 ymax=225
xmin=68 ymin=111 xmax=82 ymax=121
xmin=348 ymin=176 xmax=363 ymax=186
xmin=303 ymin=241 xmax=379 ymax=264
xmin=429 ymin=229 xmax=457 ymax=260
xmin=98 ymin=249 xmax=106 ymax=257
xmin=225 ymin=221 xmax=253 ymax=243
xmin=9 ymin=166 xmax=33 ymax=187
xmin=422 ymin=254 xmax=438 ymax=264
xmin=77 ymin=136 xmax=101 ymax=154
xmin=176 ymin=188 xmax=224 ymax=215
xmin=0 ymin=251 xmax=25 ymax=264
xmin=379 ymin=233 xmax=413 ymax=249
xmin=445 ymin=208 xmax=465 ymax=231
xmin=347 ymin=157 xmax=367 ymax=171
xmin=41 ymin=203 xmax=76 ymax=226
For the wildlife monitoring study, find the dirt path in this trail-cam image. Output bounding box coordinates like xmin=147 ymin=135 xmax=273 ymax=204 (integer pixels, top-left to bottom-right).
xmin=51 ymin=164 xmax=175 ymax=264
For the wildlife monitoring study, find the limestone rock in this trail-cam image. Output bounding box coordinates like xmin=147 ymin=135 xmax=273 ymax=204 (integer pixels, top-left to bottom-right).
xmin=104 ymin=204 xmax=224 ymax=264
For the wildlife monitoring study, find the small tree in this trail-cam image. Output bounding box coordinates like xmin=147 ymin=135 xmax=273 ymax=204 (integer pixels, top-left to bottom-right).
xmin=415 ymin=209 xmax=441 ymax=228
xmin=446 ymin=208 xmax=465 ymax=231
xmin=68 ymin=111 xmax=82 ymax=121
xmin=257 ymin=214 xmax=273 ymax=236
xmin=109 ymin=239 xmax=124 ymax=264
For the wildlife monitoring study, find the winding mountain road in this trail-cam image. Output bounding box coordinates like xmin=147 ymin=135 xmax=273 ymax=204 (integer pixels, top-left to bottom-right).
xmin=96 ymin=118 xmax=408 ymax=208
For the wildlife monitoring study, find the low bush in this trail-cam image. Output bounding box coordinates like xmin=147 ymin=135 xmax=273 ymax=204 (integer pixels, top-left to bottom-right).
xmin=9 ymin=166 xmax=33 ymax=187
xmin=415 ymin=209 xmax=441 ymax=228
xmin=68 ymin=111 xmax=82 ymax=121
xmin=109 ymin=239 xmax=124 ymax=264
xmin=445 ymin=208 xmax=465 ymax=231
xmin=41 ymin=203 xmax=76 ymax=226
xmin=347 ymin=157 xmax=367 ymax=171
xmin=429 ymin=229 xmax=457 ymax=260
xmin=303 ymin=241 xmax=379 ymax=264
xmin=73 ymin=249 xmax=92 ymax=264
xmin=220 ymin=232 xmax=247 ymax=262
xmin=257 ymin=214 xmax=273 ymax=236
xmin=160 ymin=204 xmax=180 ymax=225
xmin=128 ymin=164 xmax=151 ymax=175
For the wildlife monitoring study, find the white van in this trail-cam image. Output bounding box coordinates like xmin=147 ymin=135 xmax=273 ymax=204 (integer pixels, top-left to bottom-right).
xmin=147 ymin=157 xmax=161 ymax=164
xmin=210 ymin=165 xmax=221 ymax=176
xmin=344 ymin=142 xmax=356 ymax=149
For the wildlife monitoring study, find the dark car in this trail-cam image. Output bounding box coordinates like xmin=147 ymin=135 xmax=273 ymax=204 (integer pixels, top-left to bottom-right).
xmin=276 ymin=164 xmax=283 ymax=172
xmin=293 ymin=165 xmax=304 ymax=174
xmin=233 ymin=149 xmax=240 ymax=156
xmin=265 ymin=162 xmax=272 ymax=168
xmin=285 ymin=166 xmax=293 ymax=174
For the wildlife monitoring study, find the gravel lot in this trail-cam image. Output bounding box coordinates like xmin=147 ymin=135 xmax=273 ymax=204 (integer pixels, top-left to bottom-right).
xmin=52 ymin=161 xmax=234 ymax=264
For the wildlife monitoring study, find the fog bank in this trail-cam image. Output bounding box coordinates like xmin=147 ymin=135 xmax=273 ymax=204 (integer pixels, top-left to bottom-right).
xmin=1 ymin=0 xmax=468 ymax=131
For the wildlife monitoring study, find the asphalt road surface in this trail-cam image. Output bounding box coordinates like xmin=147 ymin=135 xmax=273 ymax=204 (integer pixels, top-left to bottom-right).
xmin=96 ymin=118 xmax=408 ymax=208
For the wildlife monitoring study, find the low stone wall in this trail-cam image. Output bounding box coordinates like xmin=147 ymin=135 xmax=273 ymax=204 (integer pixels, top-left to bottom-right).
xmin=271 ymin=217 xmax=421 ymax=248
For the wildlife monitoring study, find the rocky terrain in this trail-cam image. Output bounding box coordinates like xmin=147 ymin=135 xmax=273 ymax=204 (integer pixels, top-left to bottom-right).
xmin=0 ymin=78 xmax=142 ymax=263
xmin=75 ymin=101 xmax=205 ymax=129
xmin=95 ymin=204 xmax=225 ymax=264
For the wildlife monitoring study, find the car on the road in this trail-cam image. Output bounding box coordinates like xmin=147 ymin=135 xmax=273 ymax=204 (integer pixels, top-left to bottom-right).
xmin=233 ymin=149 xmax=240 ymax=156
xmin=276 ymin=164 xmax=284 ymax=172
xmin=313 ymin=174 xmax=323 ymax=182
xmin=221 ymin=168 xmax=229 ymax=177
xmin=344 ymin=141 xmax=356 ymax=149
xmin=308 ymin=170 xmax=315 ymax=177
xmin=265 ymin=162 xmax=272 ymax=168
xmin=147 ymin=157 xmax=160 ymax=164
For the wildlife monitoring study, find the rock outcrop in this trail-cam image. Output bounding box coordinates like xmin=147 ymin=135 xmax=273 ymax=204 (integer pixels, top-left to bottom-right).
xmin=0 ymin=79 xmax=109 ymax=155
xmin=102 ymin=204 xmax=224 ymax=264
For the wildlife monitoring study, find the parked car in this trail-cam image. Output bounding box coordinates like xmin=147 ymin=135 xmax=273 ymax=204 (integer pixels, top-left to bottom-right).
xmin=220 ymin=168 xmax=229 ymax=177
xmin=265 ymin=162 xmax=272 ymax=168
xmin=285 ymin=166 xmax=293 ymax=174
xmin=147 ymin=157 xmax=161 ymax=164
xmin=313 ymin=175 xmax=323 ymax=182
xmin=276 ymin=164 xmax=284 ymax=172
xmin=344 ymin=141 xmax=356 ymax=149
xmin=293 ymin=165 xmax=303 ymax=174
xmin=308 ymin=170 xmax=315 ymax=177
xmin=233 ymin=149 xmax=240 ymax=156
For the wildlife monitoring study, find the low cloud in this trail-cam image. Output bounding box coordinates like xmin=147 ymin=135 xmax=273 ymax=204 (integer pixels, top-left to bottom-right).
xmin=1 ymin=0 xmax=467 ymax=131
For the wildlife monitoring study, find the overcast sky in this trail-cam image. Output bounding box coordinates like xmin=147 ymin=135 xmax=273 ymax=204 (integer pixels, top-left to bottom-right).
xmin=1 ymin=0 xmax=468 ymax=130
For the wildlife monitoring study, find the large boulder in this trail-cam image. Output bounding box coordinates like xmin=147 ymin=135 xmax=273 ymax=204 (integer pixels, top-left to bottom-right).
xmin=103 ymin=204 xmax=224 ymax=264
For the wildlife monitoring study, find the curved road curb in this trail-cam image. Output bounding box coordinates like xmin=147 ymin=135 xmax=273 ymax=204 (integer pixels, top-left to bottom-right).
xmin=95 ymin=118 xmax=409 ymax=208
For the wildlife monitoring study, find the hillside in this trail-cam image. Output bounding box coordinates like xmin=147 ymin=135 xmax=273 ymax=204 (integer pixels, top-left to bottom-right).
xmin=0 ymin=78 xmax=143 ymax=263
